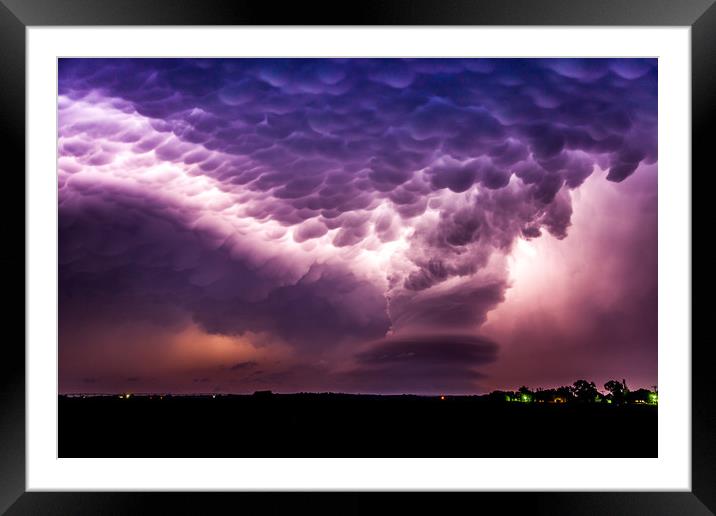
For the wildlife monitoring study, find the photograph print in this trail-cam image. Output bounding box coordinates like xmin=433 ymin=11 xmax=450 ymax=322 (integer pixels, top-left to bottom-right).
xmin=57 ymin=58 xmax=658 ymax=458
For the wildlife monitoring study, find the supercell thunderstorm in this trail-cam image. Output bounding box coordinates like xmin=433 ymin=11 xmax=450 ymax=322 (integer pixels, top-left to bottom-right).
xmin=58 ymin=59 xmax=657 ymax=393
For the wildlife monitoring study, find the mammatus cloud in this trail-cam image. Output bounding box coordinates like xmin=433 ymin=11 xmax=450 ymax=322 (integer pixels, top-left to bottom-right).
xmin=58 ymin=58 xmax=657 ymax=393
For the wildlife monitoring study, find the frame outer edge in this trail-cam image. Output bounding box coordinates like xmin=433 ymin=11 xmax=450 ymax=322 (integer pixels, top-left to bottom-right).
xmin=0 ymin=0 xmax=27 ymax=515
xmin=1 ymin=0 xmax=716 ymax=26
xmin=692 ymin=1 xmax=716 ymax=514
xmin=3 ymin=0 xmax=712 ymax=512
xmin=1 ymin=492 xmax=715 ymax=516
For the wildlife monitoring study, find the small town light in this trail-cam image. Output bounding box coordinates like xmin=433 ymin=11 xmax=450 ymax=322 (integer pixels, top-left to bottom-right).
xmin=440 ymin=396 xmax=446 ymax=400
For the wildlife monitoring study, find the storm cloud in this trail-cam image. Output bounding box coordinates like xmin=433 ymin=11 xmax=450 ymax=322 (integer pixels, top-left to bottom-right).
xmin=342 ymin=334 xmax=498 ymax=394
xmin=58 ymin=58 xmax=657 ymax=394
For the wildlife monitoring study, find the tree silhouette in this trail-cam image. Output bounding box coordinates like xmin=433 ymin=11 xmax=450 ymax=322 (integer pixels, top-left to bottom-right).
xmin=555 ymin=386 xmax=574 ymax=403
xmin=571 ymin=380 xmax=599 ymax=403
xmin=604 ymin=379 xmax=628 ymax=405
xmin=626 ymin=388 xmax=652 ymax=404
xmin=483 ymin=379 xmax=656 ymax=405
xmin=517 ymin=385 xmax=533 ymax=402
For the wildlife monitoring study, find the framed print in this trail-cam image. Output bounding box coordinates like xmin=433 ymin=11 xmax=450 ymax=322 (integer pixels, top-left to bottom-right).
xmin=2 ymin=0 xmax=711 ymax=514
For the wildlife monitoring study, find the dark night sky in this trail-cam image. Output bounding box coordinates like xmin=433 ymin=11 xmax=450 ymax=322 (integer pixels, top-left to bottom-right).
xmin=58 ymin=58 xmax=657 ymax=394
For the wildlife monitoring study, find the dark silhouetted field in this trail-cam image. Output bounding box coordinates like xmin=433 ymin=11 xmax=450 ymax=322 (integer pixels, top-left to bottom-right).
xmin=58 ymin=394 xmax=657 ymax=457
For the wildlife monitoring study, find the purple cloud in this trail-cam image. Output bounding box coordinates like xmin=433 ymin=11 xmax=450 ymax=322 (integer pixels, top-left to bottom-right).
xmin=58 ymin=58 xmax=657 ymax=394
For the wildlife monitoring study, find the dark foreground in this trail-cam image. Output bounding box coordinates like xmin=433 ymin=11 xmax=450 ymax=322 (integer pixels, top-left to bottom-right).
xmin=59 ymin=394 xmax=657 ymax=457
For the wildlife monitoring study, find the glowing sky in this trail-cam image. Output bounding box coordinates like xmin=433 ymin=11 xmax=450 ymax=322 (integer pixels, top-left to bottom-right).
xmin=58 ymin=58 xmax=657 ymax=394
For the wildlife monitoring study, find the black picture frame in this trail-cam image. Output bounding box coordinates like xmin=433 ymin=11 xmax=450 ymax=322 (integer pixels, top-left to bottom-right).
xmin=1 ymin=1 xmax=709 ymax=514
